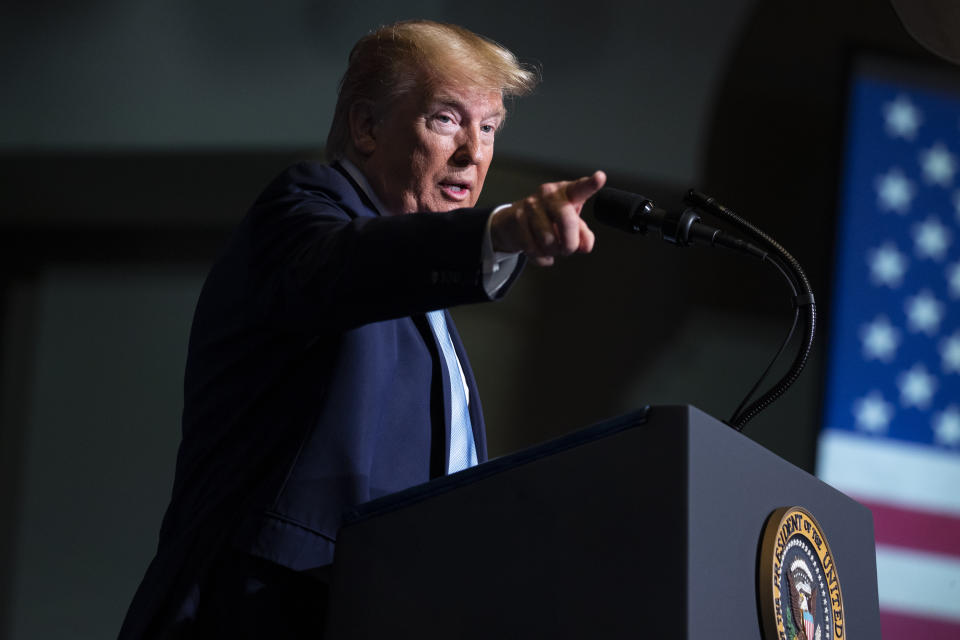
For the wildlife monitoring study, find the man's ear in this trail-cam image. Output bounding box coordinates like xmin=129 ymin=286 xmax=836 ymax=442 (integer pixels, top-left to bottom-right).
xmin=348 ymin=100 xmax=378 ymax=156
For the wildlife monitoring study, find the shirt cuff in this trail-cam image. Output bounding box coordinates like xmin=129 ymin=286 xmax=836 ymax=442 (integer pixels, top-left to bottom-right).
xmin=482 ymin=204 xmax=521 ymax=297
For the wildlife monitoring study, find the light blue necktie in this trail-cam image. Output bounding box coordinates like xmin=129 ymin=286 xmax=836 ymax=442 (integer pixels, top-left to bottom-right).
xmin=426 ymin=310 xmax=478 ymax=473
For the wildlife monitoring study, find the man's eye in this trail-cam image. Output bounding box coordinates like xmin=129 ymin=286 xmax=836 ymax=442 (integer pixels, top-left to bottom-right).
xmin=435 ymin=115 xmax=453 ymax=124
xmin=481 ymin=124 xmax=495 ymax=134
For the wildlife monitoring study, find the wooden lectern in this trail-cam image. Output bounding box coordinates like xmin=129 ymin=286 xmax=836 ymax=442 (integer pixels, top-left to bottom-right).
xmin=325 ymin=405 xmax=880 ymax=638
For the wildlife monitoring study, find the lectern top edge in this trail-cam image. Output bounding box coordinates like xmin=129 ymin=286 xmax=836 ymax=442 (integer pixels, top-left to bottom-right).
xmin=341 ymin=406 xmax=651 ymax=526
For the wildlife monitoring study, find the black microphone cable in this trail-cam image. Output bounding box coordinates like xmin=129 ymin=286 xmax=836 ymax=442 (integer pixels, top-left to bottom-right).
xmin=683 ymin=190 xmax=816 ymax=430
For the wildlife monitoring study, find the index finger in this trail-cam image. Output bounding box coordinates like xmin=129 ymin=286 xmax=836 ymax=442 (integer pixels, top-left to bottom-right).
xmin=564 ymin=170 xmax=607 ymax=207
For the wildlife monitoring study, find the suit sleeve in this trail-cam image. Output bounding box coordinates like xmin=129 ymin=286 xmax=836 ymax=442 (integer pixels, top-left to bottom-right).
xmin=222 ymin=163 xmax=520 ymax=334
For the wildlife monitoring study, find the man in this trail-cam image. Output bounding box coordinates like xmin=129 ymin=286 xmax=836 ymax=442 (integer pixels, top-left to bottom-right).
xmin=120 ymin=19 xmax=604 ymax=638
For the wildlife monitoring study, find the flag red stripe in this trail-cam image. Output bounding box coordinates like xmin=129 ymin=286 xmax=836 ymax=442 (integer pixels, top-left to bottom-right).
xmin=859 ymin=498 xmax=960 ymax=557
xmin=881 ymin=609 xmax=960 ymax=640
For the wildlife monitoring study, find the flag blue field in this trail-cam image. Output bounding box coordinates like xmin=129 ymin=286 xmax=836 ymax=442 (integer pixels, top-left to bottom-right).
xmin=818 ymin=60 xmax=960 ymax=639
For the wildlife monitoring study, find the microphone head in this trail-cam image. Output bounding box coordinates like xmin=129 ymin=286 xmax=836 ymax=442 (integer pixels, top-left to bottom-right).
xmin=592 ymin=187 xmax=656 ymax=234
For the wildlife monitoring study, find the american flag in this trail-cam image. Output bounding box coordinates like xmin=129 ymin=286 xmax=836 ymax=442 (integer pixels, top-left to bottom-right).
xmin=817 ymin=59 xmax=960 ymax=639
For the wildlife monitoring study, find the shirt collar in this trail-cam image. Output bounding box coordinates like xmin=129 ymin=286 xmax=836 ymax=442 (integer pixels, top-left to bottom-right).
xmin=337 ymin=157 xmax=395 ymax=217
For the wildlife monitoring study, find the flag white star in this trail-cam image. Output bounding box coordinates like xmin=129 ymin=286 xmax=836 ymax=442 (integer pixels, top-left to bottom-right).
xmin=912 ymin=215 xmax=952 ymax=261
xmin=875 ymin=168 xmax=916 ymax=214
xmin=905 ymin=289 xmax=944 ymax=335
xmin=868 ymin=243 xmax=908 ymax=287
xmin=919 ymin=142 xmax=957 ymax=187
xmin=947 ymin=262 xmax=960 ymax=298
xmin=859 ymin=315 xmax=900 ymax=362
xmin=932 ymin=406 xmax=960 ymax=446
xmin=853 ymin=390 xmax=894 ymax=433
xmin=883 ymin=94 xmax=922 ymax=140
xmin=898 ymin=364 xmax=938 ymax=409
xmin=941 ymin=332 xmax=960 ymax=373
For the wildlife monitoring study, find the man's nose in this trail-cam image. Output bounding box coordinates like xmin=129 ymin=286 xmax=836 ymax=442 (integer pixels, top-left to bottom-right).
xmin=452 ymin=126 xmax=483 ymax=165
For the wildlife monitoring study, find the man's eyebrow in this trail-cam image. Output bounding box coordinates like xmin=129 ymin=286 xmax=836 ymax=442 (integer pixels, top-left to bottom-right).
xmin=431 ymin=95 xmax=505 ymax=121
xmin=486 ymin=107 xmax=507 ymax=121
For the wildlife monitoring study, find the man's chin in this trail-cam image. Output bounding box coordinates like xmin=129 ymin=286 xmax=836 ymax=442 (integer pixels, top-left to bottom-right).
xmin=406 ymin=194 xmax=478 ymax=214
xmin=420 ymin=200 xmax=474 ymax=214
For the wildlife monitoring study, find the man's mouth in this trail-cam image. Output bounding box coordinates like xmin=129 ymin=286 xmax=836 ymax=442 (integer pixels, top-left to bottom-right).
xmin=440 ymin=181 xmax=471 ymax=200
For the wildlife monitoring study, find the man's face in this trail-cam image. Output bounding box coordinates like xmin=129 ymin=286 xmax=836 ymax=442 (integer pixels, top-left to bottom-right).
xmin=361 ymin=79 xmax=504 ymax=214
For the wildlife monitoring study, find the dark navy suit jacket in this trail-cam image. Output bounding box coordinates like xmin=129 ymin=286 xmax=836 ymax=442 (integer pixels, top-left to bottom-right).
xmin=119 ymin=162 xmax=520 ymax=637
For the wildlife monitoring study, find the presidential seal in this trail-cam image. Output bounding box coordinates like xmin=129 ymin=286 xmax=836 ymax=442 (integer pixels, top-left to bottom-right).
xmin=759 ymin=507 xmax=845 ymax=640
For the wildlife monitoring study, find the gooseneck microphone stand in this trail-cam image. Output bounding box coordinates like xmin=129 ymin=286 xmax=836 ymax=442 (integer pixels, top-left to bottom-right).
xmin=683 ymin=190 xmax=816 ymax=431
xmin=592 ymin=187 xmax=817 ymax=431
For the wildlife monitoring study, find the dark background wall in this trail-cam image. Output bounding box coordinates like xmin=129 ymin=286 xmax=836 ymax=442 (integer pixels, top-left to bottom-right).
xmin=0 ymin=1 xmax=953 ymax=637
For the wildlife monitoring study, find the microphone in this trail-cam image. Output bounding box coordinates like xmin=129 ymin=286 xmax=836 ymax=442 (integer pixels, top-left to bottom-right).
xmin=592 ymin=187 xmax=768 ymax=259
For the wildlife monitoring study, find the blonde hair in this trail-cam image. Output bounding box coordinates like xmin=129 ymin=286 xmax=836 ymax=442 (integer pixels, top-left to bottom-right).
xmin=325 ymin=20 xmax=539 ymax=159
